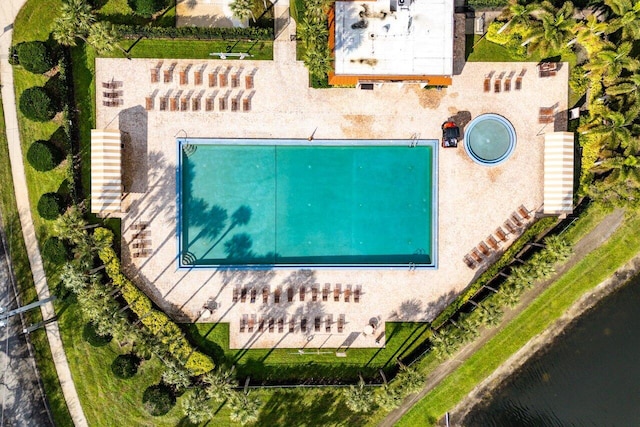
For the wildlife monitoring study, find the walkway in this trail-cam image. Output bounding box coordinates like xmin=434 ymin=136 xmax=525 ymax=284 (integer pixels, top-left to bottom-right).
xmin=0 ymin=0 xmax=88 ymax=426
xmin=378 ymin=209 xmax=626 ymax=426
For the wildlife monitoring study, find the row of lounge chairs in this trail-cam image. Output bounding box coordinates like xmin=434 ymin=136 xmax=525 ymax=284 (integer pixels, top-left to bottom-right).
xmin=151 ymin=62 xmax=256 ymax=90
xmin=464 ymin=205 xmax=533 ymax=269
xmin=239 ymin=314 xmax=346 ymax=334
xmin=131 ymin=222 xmax=151 ymax=258
xmin=483 ymin=69 xmax=526 ymax=93
xmin=146 ymin=90 xmax=254 ymax=112
xmin=102 ymin=79 xmax=124 ymax=107
xmin=233 ymin=284 xmax=361 ymax=304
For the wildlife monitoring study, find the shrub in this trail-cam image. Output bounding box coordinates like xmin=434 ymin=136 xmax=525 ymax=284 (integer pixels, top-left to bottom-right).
xmin=112 ymin=354 xmax=141 ymax=379
xmin=19 ymin=87 xmax=56 ymax=122
xmin=83 ymin=322 xmax=113 ymax=347
xmin=128 ymin=0 xmax=169 ymax=17
xmin=468 ymin=0 xmax=508 ymax=9
xmin=37 ymin=192 xmax=64 ymax=220
xmin=143 ymin=384 xmax=176 ymax=416
xmin=569 ymin=65 xmax=589 ymax=98
xmin=115 ymin=24 xmax=273 ymax=41
xmin=41 ymin=237 xmax=68 ymax=264
xmin=16 ymin=41 xmax=53 ymax=74
xmin=27 ymin=140 xmax=63 ymax=171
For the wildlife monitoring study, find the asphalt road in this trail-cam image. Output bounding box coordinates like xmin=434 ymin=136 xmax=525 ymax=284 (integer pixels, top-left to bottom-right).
xmin=0 ymin=227 xmax=52 ymax=427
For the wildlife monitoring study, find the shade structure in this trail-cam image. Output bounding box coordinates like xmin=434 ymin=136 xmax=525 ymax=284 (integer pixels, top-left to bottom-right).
xmin=91 ymin=129 xmax=122 ymax=214
xmin=544 ymin=132 xmax=574 ymax=215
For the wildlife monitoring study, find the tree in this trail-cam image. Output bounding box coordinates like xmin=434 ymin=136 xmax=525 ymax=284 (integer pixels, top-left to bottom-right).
xmin=430 ymin=328 xmax=458 ymax=361
xmin=16 ymin=41 xmax=54 ymax=74
xmin=304 ymin=44 xmax=333 ymax=79
xmin=162 ymin=360 xmax=192 ymax=392
xmin=60 ymin=262 xmax=88 ymax=293
xmin=27 ymin=140 xmax=63 ymax=171
xmin=542 ymin=235 xmax=573 ymax=262
xmin=181 ymin=388 xmax=212 ymax=424
xmin=343 ymin=377 xmax=374 ymax=413
xmin=476 ymin=300 xmax=503 ymax=328
xmin=584 ymin=42 xmax=640 ymax=86
xmin=496 ymin=285 xmax=522 ymax=308
xmin=375 ymin=385 xmax=402 ymax=410
xmin=606 ymin=74 xmax=640 ymax=109
xmin=604 ymin=0 xmax=640 ymax=41
xmin=229 ymin=0 xmax=255 ymax=22
xmin=38 ymin=192 xmax=65 ymax=220
xmin=128 ymin=0 xmax=169 ymax=17
xmin=54 ymin=205 xmax=91 ymax=246
xmin=228 ymin=392 xmax=261 ymax=425
xmin=524 ymin=1 xmax=576 ymax=57
xmin=87 ymin=22 xmax=122 ymax=55
xmin=396 ymin=365 xmax=426 ymax=395
xmin=568 ymin=14 xmax=607 ymax=57
xmin=497 ymin=0 xmax=538 ymax=34
xmin=579 ymin=105 xmax=640 ymax=155
xmin=20 ymin=87 xmax=56 ymax=122
xmin=203 ymin=368 xmax=237 ymax=402
xmin=52 ymin=0 xmax=95 ymax=47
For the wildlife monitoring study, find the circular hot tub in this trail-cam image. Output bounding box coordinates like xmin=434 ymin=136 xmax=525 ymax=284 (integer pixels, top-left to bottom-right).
xmin=464 ymin=114 xmax=516 ymax=166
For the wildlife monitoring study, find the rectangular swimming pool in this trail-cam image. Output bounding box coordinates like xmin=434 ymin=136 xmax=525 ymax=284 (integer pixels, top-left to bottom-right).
xmin=177 ymin=139 xmax=437 ymax=268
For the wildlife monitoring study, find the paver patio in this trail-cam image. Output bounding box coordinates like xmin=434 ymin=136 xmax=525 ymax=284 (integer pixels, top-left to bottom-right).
xmin=95 ymin=41 xmax=567 ymax=349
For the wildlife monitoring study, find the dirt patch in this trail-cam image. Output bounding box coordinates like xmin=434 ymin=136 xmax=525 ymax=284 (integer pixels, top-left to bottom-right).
xmin=341 ymin=114 xmax=375 ymax=138
xmin=410 ymin=86 xmax=447 ymax=109
xmin=487 ymin=167 xmax=503 ymax=182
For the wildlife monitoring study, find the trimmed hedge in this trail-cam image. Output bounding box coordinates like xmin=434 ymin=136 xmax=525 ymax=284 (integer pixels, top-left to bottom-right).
xmin=16 ymin=41 xmax=54 ymax=74
xmin=95 ymin=228 xmax=215 ymax=375
xmin=468 ymin=0 xmax=508 ymax=9
xmin=41 ymin=237 xmax=68 ymax=264
xmin=115 ymin=24 xmax=273 ymax=41
xmin=19 ymin=86 xmax=57 ymax=122
xmin=27 ymin=140 xmax=63 ymax=171
xmin=37 ymin=192 xmax=64 ymax=220
xmin=128 ymin=0 xmax=170 ymax=17
xmin=112 ymin=354 xmax=141 ymax=379
xmin=431 ymin=217 xmax=558 ymax=329
xmin=143 ymin=384 xmax=176 ymax=416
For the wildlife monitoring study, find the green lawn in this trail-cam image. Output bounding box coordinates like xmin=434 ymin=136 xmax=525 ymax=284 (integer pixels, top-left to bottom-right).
xmin=397 ymin=211 xmax=640 ymax=426
xmin=188 ymin=322 xmax=431 ymax=382
xmin=110 ymin=38 xmax=274 ymax=60
xmin=96 ymin=0 xmax=176 ymax=26
xmin=466 ymin=35 xmax=578 ymax=65
xmin=0 ymin=94 xmax=74 ymax=426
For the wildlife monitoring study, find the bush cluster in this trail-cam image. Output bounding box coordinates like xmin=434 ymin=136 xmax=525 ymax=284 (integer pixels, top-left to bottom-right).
xmin=27 ymin=140 xmax=63 ymax=171
xmin=19 ymin=87 xmax=57 ymax=122
xmin=95 ymin=228 xmax=215 ymax=375
xmin=114 ymin=24 xmax=273 ymax=41
xmin=16 ymin=41 xmax=54 ymax=74
xmin=143 ymin=384 xmax=176 ymax=416
xmin=128 ymin=0 xmax=171 ymax=17
xmin=37 ymin=192 xmax=65 ymax=220
xmin=41 ymin=237 xmax=68 ymax=264
xmin=83 ymin=322 xmax=113 ymax=347
xmin=112 ymin=354 xmax=141 ymax=379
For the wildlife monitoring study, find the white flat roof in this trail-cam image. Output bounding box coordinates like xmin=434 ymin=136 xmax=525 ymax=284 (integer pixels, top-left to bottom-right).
xmin=334 ymin=0 xmax=454 ymax=77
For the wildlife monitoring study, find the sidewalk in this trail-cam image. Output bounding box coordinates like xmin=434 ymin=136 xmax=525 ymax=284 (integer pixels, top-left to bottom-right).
xmin=379 ymin=209 xmax=626 ymax=427
xmin=0 ymin=1 xmax=88 ymax=426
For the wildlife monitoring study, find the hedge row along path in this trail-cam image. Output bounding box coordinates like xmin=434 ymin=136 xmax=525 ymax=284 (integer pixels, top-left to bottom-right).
xmin=0 ymin=0 xmax=88 ymax=425
xmin=380 ymin=208 xmax=625 ymax=427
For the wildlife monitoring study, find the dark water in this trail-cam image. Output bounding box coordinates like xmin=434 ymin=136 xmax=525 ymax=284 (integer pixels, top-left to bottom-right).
xmin=466 ymin=276 xmax=640 ymax=427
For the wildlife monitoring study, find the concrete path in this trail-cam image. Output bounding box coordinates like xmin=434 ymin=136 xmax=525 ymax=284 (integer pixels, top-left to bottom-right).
xmin=0 ymin=1 xmax=88 ymax=426
xmin=379 ymin=209 xmax=626 ymax=427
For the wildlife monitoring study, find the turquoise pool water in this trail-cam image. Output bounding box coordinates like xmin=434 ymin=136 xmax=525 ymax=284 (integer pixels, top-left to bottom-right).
xmin=464 ymin=114 xmax=516 ymax=166
xmin=178 ymin=139 xmax=436 ymax=267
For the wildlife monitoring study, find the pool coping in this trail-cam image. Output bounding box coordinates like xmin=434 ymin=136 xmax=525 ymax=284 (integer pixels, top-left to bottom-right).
xmin=463 ymin=113 xmax=517 ymax=167
xmin=175 ymin=138 xmax=439 ymax=270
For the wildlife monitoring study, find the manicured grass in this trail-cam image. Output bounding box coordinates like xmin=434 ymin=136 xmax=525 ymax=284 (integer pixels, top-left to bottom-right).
xmin=188 ymin=322 xmax=431 ymax=382
xmin=56 ymin=301 xmax=187 ymax=426
xmin=0 ymin=95 xmax=74 ymax=426
xmin=466 ymin=35 xmax=578 ymax=65
xmin=397 ymin=211 xmax=640 ymax=426
xmin=11 ymin=0 xmax=60 ymax=43
xmin=111 ymin=38 xmax=274 ymax=60
xmin=96 ymin=0 xmax=176 ymax=26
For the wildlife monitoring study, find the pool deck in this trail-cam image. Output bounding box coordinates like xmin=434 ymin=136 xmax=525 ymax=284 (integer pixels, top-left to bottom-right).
xmin=95 ymin=42 xmax=568 ymax=349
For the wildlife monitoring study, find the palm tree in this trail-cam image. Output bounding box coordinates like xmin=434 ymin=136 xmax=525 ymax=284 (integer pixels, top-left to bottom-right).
xmin=524 ymin=1 xmax=576 ymax=56
xmin=182 ymin=388 xmax=212 ymax=424
xmin=375 ymin=385 xmax=402 ymax=410
xmin=203 ymin=368 xmax=237 ymax=402
xmin=229 ymin=0 xmax=255 ymax=23
xmin=52 ymin=0 xmax=95 ymax=47
xmin=298 ymin=16 xmax=329 ymax=49
xmin=228 ymin=392 xmax=261 ymax=425
xmin=497 ymin=0 xmax=539 ymax=34
xmin=60 ymin=262 xmax=88 ymax=293
xmin=87 ymin=22 xmax=122 ymax=55
xmin=580 ymin=105 xmax=640 ymax=154
xmin=343 ymin=377 xmax=375 ymax=413
xmin=430 ymin=328 xmax=459 ymax=361
xmin=542 ymin=235 xmax=573 ymax=262
xmin=584 ymin=42 xmax=640 ymax=86
xmin=497 ymin=285 xmax=522 ymax=308
xmin=54 ymin=206 xmax=91 ymax=246
xmin=476 ymin=300 xmax=503 ymax=328
xmin=606 ymin=74 xmax=640 ymax=108
xmin=588 ymin=176 xmax=640 ymax=209
xmin=304 ymin=44 xmax=333 ymax=78
xmin=397 ymin=365 xmax=426 ymax=395
xmin=592 ymin=154 xmax=640 ymax=187
xmin=306 ymin=0 xmax=331 ymax=22
xmin=604 ymin=0 xmax=640 ymax=41
xmin=568 ymin=14 xmax=607 ymax=57
xmin=162 ymin=360 xmax=192 ymax=392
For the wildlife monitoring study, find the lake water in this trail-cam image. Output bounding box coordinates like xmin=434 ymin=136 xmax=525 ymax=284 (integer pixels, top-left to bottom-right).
xmin=466 ymin=275 xmax=640 ymax=426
